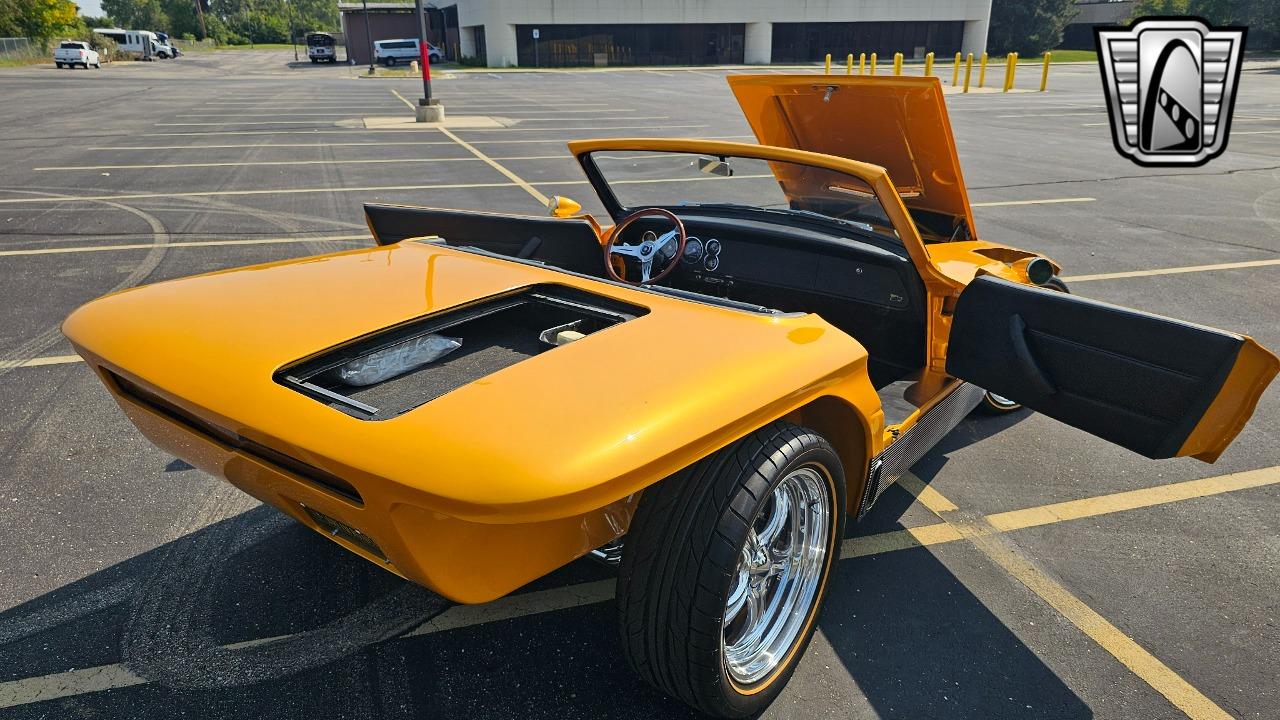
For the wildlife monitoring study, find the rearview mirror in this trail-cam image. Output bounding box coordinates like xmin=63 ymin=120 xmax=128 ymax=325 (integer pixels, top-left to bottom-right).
xmin=547 ymin=195 xmax=582 ymax=218
xmin=695 ymin=156 xmax=734 ymax=177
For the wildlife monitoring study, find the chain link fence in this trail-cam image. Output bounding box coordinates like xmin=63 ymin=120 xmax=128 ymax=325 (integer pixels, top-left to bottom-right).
xmin=0 ymin=37 xmax=34 ymax=57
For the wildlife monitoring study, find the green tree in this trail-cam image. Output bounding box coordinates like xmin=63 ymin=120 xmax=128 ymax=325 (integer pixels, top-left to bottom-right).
xmin=1131 ymin=0 xmax=1279 ymax=49
xmin=0 ymin=0 xmax=82 ymax=48
xmin=987 ymin=0 xmax=1080 ymax=55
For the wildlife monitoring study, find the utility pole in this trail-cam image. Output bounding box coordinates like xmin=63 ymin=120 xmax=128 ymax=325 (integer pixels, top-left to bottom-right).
xmin=193 ymin=0 xmax=206 ymax=40
xmin=361 ymin=0 xmax=373 ymax=73
xmin=288 ymin=0 xmax=297 ymax=61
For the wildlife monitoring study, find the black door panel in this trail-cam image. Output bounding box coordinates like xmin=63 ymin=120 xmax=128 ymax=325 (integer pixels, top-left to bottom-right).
xmin=946 ymin=276 xmax=1243 ymax=458
xmin=363 ymin=204 xmax=604 ymax=276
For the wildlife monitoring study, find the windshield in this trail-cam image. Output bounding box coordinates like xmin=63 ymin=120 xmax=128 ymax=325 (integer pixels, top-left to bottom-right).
xmin=588 ymin=150 xmax=898 ymax=240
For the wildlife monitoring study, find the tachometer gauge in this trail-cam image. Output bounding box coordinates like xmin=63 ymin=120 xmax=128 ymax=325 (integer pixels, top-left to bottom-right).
xmin=704 ymin=238 xmax=722 ymax=257
xmin=641 ymin=230 xmax=657 ymax=243
xmin=683 ymin=236 xmax=704 ymax=264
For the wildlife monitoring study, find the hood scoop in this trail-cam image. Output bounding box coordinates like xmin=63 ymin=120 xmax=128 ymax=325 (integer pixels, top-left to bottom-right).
xmin=278 ymin=285 xmax=646 ymax=420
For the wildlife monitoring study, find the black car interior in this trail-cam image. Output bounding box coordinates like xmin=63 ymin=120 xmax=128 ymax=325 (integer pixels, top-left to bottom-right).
xmin=364 ymin=203 xmax=927 ymax=388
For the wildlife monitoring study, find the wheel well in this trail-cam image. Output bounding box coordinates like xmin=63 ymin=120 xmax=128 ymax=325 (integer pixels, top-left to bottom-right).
xmin=786 ymin=396 xmax=871 ymax=516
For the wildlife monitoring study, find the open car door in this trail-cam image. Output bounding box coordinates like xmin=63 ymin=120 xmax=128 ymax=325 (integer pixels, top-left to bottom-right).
xmin=946 ymin=276 xmax=1278 ymax=462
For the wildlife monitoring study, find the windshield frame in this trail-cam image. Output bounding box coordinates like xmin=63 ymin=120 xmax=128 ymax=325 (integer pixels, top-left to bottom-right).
xmin=570 ymin=138 xmax=953 ymax=291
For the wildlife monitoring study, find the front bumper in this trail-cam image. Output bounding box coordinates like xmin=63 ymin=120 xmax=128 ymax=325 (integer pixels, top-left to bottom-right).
xmin=106 ymin=367 xmax=635 ymax=604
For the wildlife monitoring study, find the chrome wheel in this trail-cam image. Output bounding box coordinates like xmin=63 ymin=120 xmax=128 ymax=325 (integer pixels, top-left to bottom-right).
xmin=985 ymin=391 xmax=1020 ymax=411
xmin=722 ymin=465 xmax=831 ymax=686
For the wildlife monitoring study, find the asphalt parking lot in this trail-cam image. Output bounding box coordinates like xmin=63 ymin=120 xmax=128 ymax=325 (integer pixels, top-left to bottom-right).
xmin=1 ymin=50 xmax=1278 ymax=719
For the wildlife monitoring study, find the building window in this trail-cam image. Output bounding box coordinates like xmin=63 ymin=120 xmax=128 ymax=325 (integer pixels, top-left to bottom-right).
xmin=515 ymin=24 xmax=745 ymax=67
xmin=771 ymin=21 xmax=965 ymax=63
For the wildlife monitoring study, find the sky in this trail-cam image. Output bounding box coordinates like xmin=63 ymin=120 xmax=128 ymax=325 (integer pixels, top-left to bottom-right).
xmin=78 ymin=0 xmax=105 ymax=19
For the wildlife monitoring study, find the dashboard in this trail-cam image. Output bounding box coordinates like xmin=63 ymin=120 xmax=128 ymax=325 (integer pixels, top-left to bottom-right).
xmin=625 ymin=212 xmax=921 ymax=313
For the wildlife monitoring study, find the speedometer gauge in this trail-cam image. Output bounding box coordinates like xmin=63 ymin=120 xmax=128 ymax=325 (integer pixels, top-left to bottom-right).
xmin=683 ymin=236 xmax=704 ymax=264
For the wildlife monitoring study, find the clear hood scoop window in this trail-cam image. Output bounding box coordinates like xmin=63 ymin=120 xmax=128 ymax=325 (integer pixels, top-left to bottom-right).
xmin=276 ymin=285 xmax=647 ymax=420
xmin=337 ymin=334 xmax=461 ymax=387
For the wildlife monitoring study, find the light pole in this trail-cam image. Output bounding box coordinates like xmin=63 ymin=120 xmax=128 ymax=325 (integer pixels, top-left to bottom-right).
xmin=414 ymin=0 xmax=431 ymax=102
xmin=412 ymin=0 xmax=443 ymax=121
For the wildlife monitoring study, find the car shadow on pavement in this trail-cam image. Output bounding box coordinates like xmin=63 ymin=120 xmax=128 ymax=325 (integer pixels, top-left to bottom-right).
xmin=0 ymin=411 xmax=1088 ymax=719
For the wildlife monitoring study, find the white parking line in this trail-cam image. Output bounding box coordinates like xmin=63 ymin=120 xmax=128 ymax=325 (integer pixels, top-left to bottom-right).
xmin=155 ymin=120 xmax=348 ymax=126
xmin=0 ymin=235 xmax=367 ymax=257
xmin=971 ymin=197 xmax=1095 ymax=207
xmin=88 ymin=135 xmax=754 ymax=152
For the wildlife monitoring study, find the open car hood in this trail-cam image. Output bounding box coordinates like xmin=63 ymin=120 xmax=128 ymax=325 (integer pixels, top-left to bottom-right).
xmin=728 ymin=74 xmax=976 ymax=237
xmin=64 ymin=242 xmax=869 ymax=519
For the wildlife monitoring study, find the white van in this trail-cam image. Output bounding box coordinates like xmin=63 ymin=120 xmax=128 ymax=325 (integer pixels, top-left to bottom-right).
xmin=373 ymin=38 xmax=441 ymax=66
xmin=92 ymin=28 xmax=162 ymax=60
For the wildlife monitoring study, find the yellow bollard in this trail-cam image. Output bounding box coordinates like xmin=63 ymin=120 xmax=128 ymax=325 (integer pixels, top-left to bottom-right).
xmin=1040 ymin=51 xmax=1052 ymax=91
xmin=824 ymin=53 xmax=831 ymax=74
xmin=846 ymin=53 xmax=853 ymax=75
xmin=924 ymin=51 xmax=934 ymax=76
xmin=870 ymin=52 xmax=877 ymax=75
xmin=858 ymin=52 xmax=865 ymax=75
xmin=978 ymin=52 xmax=988 ymax=87
xmin=893 ymin=52 xmax=903 ymax=76
xmin=1011 ymin=52 xmax=1019 ymax=89
xmin=1002 ymin=55 xmax=1012 ymax=92
xmin=952 ymin=52 xmax=961 ymax=86
xmin=963 ymin=53 xmax=973 ymax=92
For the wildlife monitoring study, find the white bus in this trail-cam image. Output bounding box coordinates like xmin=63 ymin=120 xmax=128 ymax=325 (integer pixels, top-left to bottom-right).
xmin=92 ymin=28 xmax=166 ymax=60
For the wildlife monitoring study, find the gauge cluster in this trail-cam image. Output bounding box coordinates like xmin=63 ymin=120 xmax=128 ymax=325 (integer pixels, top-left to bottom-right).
xmin=684 ymin=236 xmax=723 ymax=272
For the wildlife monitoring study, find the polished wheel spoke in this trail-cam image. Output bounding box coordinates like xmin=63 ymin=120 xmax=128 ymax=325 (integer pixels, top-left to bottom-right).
xmin=722 ymin=466 xmax=831 ymax=686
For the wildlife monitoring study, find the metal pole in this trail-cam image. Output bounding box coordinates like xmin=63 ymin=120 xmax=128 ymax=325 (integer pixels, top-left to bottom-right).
xmin=362 ymin=0 xmax=373 ymax=73
xmin=289 ymin=0 xmax=297 ymax=62
xmin=414 ymin=0 xmax=431 ymax=102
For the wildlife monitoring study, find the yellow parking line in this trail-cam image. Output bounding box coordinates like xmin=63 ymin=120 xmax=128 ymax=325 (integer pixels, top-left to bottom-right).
xmin=0 ymin=465 xmax=1274 ymax=707
xmin=1064 ymin=258 xmax=1280 ymax=282
xmin=0 ymin=355 xmax=82 ymax=369
xmin=985 ymin=466 xmax=1280 ymax=532
xmin=438 ymin=126 xmax=550 ymax=206
xmin=897 ymin=473 xmax=1255 ymax=720
xmin=972 ymin=197 xmax=1096 ymax=207
xmin=959 ymin=524 xmax=1233 ymax=720
xmin=0 ymin=234 xmax=367 ymax=257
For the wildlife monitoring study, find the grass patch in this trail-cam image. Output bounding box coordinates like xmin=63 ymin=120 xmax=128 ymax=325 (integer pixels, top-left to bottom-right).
xmin=211 ymin=43 xmax=297 ymax=51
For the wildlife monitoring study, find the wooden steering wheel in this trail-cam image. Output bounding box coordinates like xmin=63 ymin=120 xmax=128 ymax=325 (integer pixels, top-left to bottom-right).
xmin=603 ymin=208 xmax=687 ymax=285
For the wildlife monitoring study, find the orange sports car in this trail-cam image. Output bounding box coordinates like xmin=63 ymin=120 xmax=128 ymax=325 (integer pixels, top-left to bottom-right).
xmin=63 ymin=76 xmax=1277 ymax=717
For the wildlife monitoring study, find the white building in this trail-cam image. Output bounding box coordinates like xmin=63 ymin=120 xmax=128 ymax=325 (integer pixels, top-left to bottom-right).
xmin=440 ymin=0 xmax=993 ymax=68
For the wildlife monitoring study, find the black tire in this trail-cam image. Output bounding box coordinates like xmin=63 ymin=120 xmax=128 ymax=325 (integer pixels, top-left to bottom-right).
xmin=977 ymin=276 xmax=1070 ymax=414
xmin=310 ymin=58 xmax=317 ymax=63
xmin=618 ymin=421 xmax=846 ymax=718
xmin=55 ymin=62 xmax=63 ymax=68
xmin=385 ymin=57 xmax=396 ymax=67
